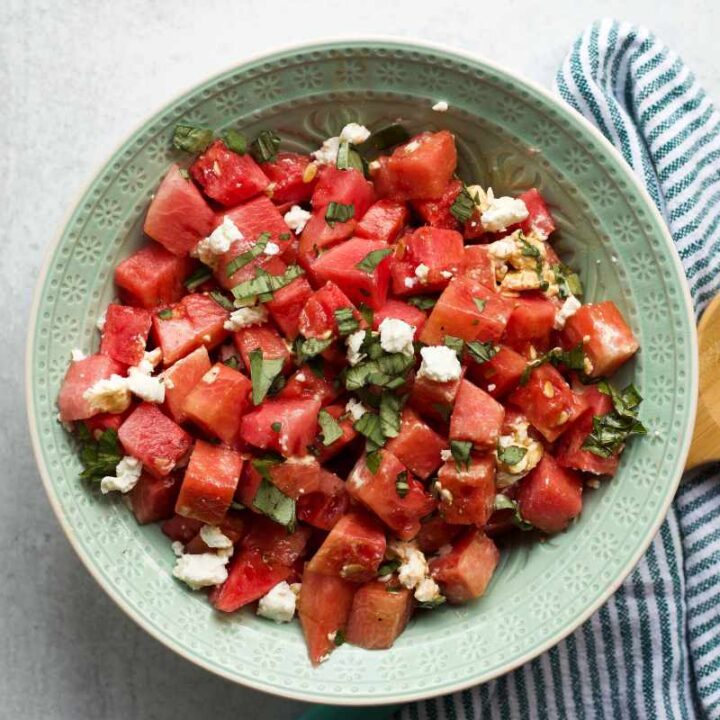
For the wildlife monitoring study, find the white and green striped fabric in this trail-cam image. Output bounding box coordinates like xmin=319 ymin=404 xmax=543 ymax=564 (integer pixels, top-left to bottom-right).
xmin=403 ymin=19 xmax=720 ymax=720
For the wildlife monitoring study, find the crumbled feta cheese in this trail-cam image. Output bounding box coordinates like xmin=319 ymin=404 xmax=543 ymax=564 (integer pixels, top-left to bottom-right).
xmin=346 ymin=330 xmax=367 ymax=366
xmin=312 ymin=136 xmax=341 ymax=165
xmin=83 ymin=374 xmax=132 ymax=413
xmin=495 ymin=417 xmax=544 ymax=488
xmin=202 ymin=366 xmax=221 ymax=384
xmin=173 ymin=551 xmax=231 ymax=590
xmin=71 ymin=348 xmax=86 ymax=362
xmin=193 ymin=216 xmax=243 ymax=267
xmin=414 ymin=263 xmax=430 ymax=282
xmin=96 ymin=309 xmax=107 ymax=332
xmin=390 ymin=542 xmax=428 ymax=590
xmin=487 ymin=383 xmax=496 ymax=392
xmin=171 ymin=541 xmax=185 ymax=557
xmin=481 ymin=195 xmax=529 ymax=232
xmin=345 ymin=398 xmax=367 ymax=421
xmin=417 ymin=346 xmax=462 ymax=383
xmin=553 ymin=295 xmax=582 ymax=330
xmin=257 ymin=581 xmax=297 ymax=623
xmin=440 ymin=448 xmax=452 ymax=462
xmin=200 ymin=525 xmax=234 ymax=549
xmin=284 ymin=205 xmax=312 ymax=234
xmin=436 ymin=481 xmax=453 ymax=504
xmin=126 ymin=367 xmax=165 ymax=403
xmin=263 ymin=241 xmax=280 ymax=256
xmin=224 ymin=305 xmax=268 ymax=331
xmin=339 ymin=123 xmax=371 ymax=145
xmin=135 ymin=348 xmax=163 ymax=375
xmin=378 ymin=317 xmax=415 ymax=356
xmin=487 ymin=238 xmax=517 ymax=261
xmin=405 ymin=140 xmax=421 ymax=153
xmin=432 ymin=100 xmax=449 ymax=112
xmin=295 ymin=373 xmax=306 ymax=383
xmin=100 ymin=456 xmax=142 ymax=494
xmin=414 ymin=577 xmax=442 ymax=603
xmin=502 ymin=269 xmax=543 ymax=292
xmin=404 ymin=277 xmax=417 ymax=289
xmin=440 ymin=270 xmax=453 ymax=279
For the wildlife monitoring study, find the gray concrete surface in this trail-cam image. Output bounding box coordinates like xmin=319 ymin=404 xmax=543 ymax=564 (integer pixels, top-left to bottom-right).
xmin=3 ymin=1 xmax=718 ymax=718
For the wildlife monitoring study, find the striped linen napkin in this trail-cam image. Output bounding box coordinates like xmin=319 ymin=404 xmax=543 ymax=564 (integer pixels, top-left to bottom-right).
xmin=398 ymin=19 xmax=720 ymax=720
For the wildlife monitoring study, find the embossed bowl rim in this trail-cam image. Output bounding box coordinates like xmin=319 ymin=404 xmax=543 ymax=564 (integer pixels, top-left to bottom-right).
xmin=26 ymin=37 xmax=698 ymax=705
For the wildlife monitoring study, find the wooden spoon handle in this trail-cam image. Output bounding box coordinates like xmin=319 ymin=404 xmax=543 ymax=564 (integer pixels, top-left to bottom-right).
xmin=686 ymin=293 xmax=720 ymax=470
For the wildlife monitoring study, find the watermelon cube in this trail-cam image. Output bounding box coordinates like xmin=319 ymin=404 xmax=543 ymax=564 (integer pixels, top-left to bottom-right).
xmin=130 ymin=471 xmax=179 ymax=525
xmin=462 ymin=245 xmax=496 ymax=289
xmin=261 ymin=152 xmax=318 ymax=205
xmin=311 ymin=166 xmax=375 ymax=219
xmin=429 ymin=529 xmax=499 ymax=604
xmin=347 ymin=450 xmax=436 ymax=541
xmin=313 ymin=404 xmax=358 ymax=462
xmin=298 ymin=281 xmax=362 ymax=339
xmin=372 ymin=299 xmax=427 ymax=339
xmin=503 ymin=294 xmax=557 ymax=353
xmin=298 ymin=211 xmax=357 ymax=266
xmin=161 ymin=514 xmax=204 ymax=543
xmin=190 ymin=140 xmax=269 ymax=206
xmin=162 ymin=346 xmax=212 ymax=423
xmin=118 ymin=403 xmax=193 ymax=477
xmin=436 ymin=454 xmax=496 ymax=526
xmin=232 ymin=324 xmax=292 ymax=373
xmin=99 ymin=304 xmax=152 ymax=366
xmin=307 ymin=512 xmax=387 ymax=582
xmin=466 ymin=344 xmax=526 ymax=399
xmin=243 ymin=456 xmax=323 ymax=500
xmin=279 ymin=365 xmax=340 ymax=406
xmin=57 ymin=354 xmax=126 ymax=422
xmin=355 ymin=199 xmax=409 ymax=243
xmin=409 ymin=371 xmax=463 ymax=424
xmin=449 ymin=380 xmax=505 ymax=449
xmin=175 ymin=440 xmax=243 ymax=524
xmin=114 ymin=243 xmax=192 ymax=308
xmin=265 ymin=276 xmax=313 ymax=339
xmin=182 ymin=363 xmax=252 ymax=445
xmin=416 ymin=516 xmax=462 ymax=554
xmin=345 ymin=581 xmax=413 ymax=650
xmin=385 ymin=407 xmax=448 ymax=479
xmin=242 ymin=516 xmax=312 ymax=566
xmin=296 ymin=468 xmax=350 ymax=530
xmin=143 ymin=164 xmax=216 ymax=256
xmin=310 ymin=238 xmax=392 ymax=310
xmin=519 ymin=188 xmax=555 ymax=240
xmin=516 ymin=454 xmax=583 ymax=533
xmin=411 ymin=179 xmax=462 ymax=229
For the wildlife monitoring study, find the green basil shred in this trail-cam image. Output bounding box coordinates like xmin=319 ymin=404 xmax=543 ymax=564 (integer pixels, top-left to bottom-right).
xmin=318 ymin=409 xmax=344 ymax=447
xmin=184 ymin=267 xmax=212 ymax=291
xmin=225 ymin=233 xmax=270 ymax=278
xmin=450 ymin=439 xmax=473 ymax=471
xmin=248 ymin=349 xmax=284 ymax=405
xmin=223 ymin=128 xmax=247 ymax=155
xmin=325 ymin=202 xmax=355 ymax=226
xmin=249 ymin=129 xmax=281 ymax=163
xmin=172 ymin=124 xmax=214 ymax=153
xmin=75 ymin=426 xmax=122 ymax=481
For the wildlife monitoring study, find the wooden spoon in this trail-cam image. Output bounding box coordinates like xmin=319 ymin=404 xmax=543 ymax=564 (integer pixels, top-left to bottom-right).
xmin=686 ymin=293 xmax=720 ymax=469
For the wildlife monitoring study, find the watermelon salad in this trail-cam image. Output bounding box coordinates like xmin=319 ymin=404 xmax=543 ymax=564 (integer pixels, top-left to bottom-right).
xmin=56 ymin=116 xmax=646 ymax=664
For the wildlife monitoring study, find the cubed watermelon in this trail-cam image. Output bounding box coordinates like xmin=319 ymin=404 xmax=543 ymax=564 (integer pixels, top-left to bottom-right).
xmin=298 ymin=281 xmax=362 ymax=339
xmin=311 ymin=166 xmax=375 ymax=219
xmin=298 ymin=211 xmax=357 ymax=267
xmin=265 ymin=276 xmax=314 ymax=339
xmin=519 ymin=188 xmax=555 ymax=240
xmin=99 ymin=304 xmax=152 ymax=366
xmin=232 ymin=324 xmax=292 ymax=373
xmin=449 ymin=380 xmax=505 ymax=449
xmin=355 ymin=199 xmax=409 ymax=243
xmin=261 ymin=152 xmax=318 ymax=205
xmin=436 ymin=454 xmax=496 ymax=526
xmin=162 ymin=346 xmax=212 ymax=423
xmin=416 ymin=516 xmax=462 ymax=554
xmin=411 ymin=179 xmax=462 ymax=229
xmin=57 ymin=354 xmax=127 ymax=422
xmin=372 ymin=299 xmax=426 ymax=339
xmin=461 ymin=245 xmax=496 ymax=289
xmin=503 ymin=294 xmax=557 ymax=353
xmin=296 ymin=468 xmax=350 ymax=530
xmin=466 ymin=344 xmax=526 ymax=399
xmin=385 ymin=407 xmax=448 ymax=479
xmin=279 ymin=366 xmax=341 ymax=406
xmin=345 ymin=581 xmax=413 ymax=650
xmin=130 ymin=472 xmax=180 ymax=524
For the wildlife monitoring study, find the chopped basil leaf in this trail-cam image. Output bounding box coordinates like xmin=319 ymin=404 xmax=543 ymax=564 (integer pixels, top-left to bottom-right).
xmin=377 ymin=559 xmax=401 ymax=576
xmin=318 ymin=409 xmax=343 ymax=446
xmin=493 ymin=494 xmax=533 ymax=531
xmin=305 ymin=355 xmax=326 ymax=379
xmin=184 ymin=266 xmax=212 ymax=291
xmin=356 ymin=247 xmax=393 ymax=274
xmin=357 ymin=124 xmax=410 ymax=155
xmin=552 ymin=263 xmax=584 ymax=298
xmin=178 ymin=168 xmax=190 ymax=179
xmin=519 ymin=236 xmax=540 ymax=258
xmin=156 ymin=308 xmax=173 ymax=320
xmin=249 ymin=349 xmax=284 ymax=406
xmin=379 ymin=393 xmax=402 ymax=439
xmin=473 ymin=297 xmax=487 ymax=313
xmin=172 ymin=124 xmax=214 ymax=153
xmin=267 ymin=373 xmax=286 ymax=396
xmin=249 ymin=129 xmax=281 ymax=163
xmin=334 ymin=307 xmax=359 ymax=336
xmin=431 ymin=402 xmax=451 ymax=423
xmin=225 ymin=232 xmax=271 ymax=278
xmin=229 ymin=501 xmax=246 ymax=511
xmin=365 ymin=449 xmax=381 ymax=474
xmin=76 ymin=427 xmax=123 ymax=481
xmin=497 ymin=445 xmax=528 ymax=466
xmin=345 ymin=352 xmax=414 ymax=391
xmin=271 ymin=421 xmax=282 ymax=432
xmin=466 ymin=341 xmax=498 ymax=365
xmin=519 ymin=344 xmax=586 ymax=385
xmin=209 ymin=290 xmax=234 ymax=311
xmin=406 ymin=295 xmax=438 ymax=311
xmin=443 ymin=335 xmax=464 ymax=357
xmin=450 ymin=185 xmax=478 ymax=223
xmin=296 ymin=336 xmax=334 ymax=364
xmin=223 ymin=128 xmax=247 ymax=155
xmin=336 ymin=140 xmax=366 ymax=173
xmin=417 ymin=595 xmax=446 ymax=610
xmin=450 ymin=439 xmax=472 ymax=471
xmin=582 ymin=382 xmax=647 ymax=458
xmin=333 ymin=629 xmax=346 ymax=647
xmin=354 ymin=412 xmax=386 ymax=449
xmin=325 ymin=202 xmax=355 ymax=226
xmin=395 ymin=470 xmax=409 ymax=498
xmin=231 ymin=264 xmax=304 ymax=303
xmin=358 ymin=303 xmax=374 ymax=326
xmin=252 ymin=477 xmax=296 ymax=530
xmin=224 ymin=355 xmax=239 ymax=370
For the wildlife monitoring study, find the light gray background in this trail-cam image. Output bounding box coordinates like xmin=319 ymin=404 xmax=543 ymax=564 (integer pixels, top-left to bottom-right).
xmin=2 ymin=1 xmax=718 ymax=718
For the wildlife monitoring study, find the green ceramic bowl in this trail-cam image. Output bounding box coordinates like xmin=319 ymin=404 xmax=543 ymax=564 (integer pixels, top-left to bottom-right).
xmin=26 ymin=39 xmax=697 ymax=705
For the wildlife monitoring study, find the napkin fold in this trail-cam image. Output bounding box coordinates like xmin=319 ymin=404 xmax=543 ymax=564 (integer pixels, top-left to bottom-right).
xmin=402 ymin=19 xmax=720 ymax=720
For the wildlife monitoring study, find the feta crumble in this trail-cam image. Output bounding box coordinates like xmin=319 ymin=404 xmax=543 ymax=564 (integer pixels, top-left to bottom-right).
xmin=440 ymin=448 xmax=452 ymax=462
xmin=378 ymin=317 xmax=415 ymax=356
xmin=339 ymin=123 xmax=371 ymax=145
xmin=171 ymin=541 xmax=185 ymax=557
xmin=481 ymin=194 xmax=529 ymax=233
xmin=126 ymin=367 xmax=165 ymax=404
xmin=96 ymin=309 xmax=107 ymax=332
xmin=414 ymin=263 xmax=430 ymax=282
xmin=312 ymin=136 xmax=341 ymax=165
xmin=404 ymin=277 xmax=416 ymax=289
xmin=345 ymin=397 xmax=367 ymax=421
xmin=224 ymin=305 xmax=268 ymax=331
xmin=257 ymin=580 xmax=297 ymax=623
xmin=495 ymin=417 xmax=544 ymax=488
xmin=193 ymin=216 xmax=243 ymax=267
xmin=100 ymin=456 xmax=142 ymax=494
xmin=389 ymin=542 xmax=444 ymax=604
xmin=432 ymin=100 xmax=449 ymax=112
xmin=173 ymin=549 xmax=232 ymax=590
xmin=284 ymin=205 xmax=312 ymax=234
xmin=199 ymin=524 xmax=234 ymax=549
xmin=553 ymin=295 xmax=582 ymax=330
xmin=83 ymin=374 xmax=132 ymax=413
xmin=71 ymin=348 xmax=86 ymax=362
xmin=346 ymin=330 xmax=367 ymax=366
xmin=264 ymin=241 xmax=280 ymax=256
xmin=136 ymin=348 xmax=163 ymax=375
xmin=417 ymin=346 xmax=462 ymax=383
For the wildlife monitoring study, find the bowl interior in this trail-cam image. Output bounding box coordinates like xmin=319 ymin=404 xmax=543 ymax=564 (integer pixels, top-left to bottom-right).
xmin=27 ymin=41 xmax=696 ymax=704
